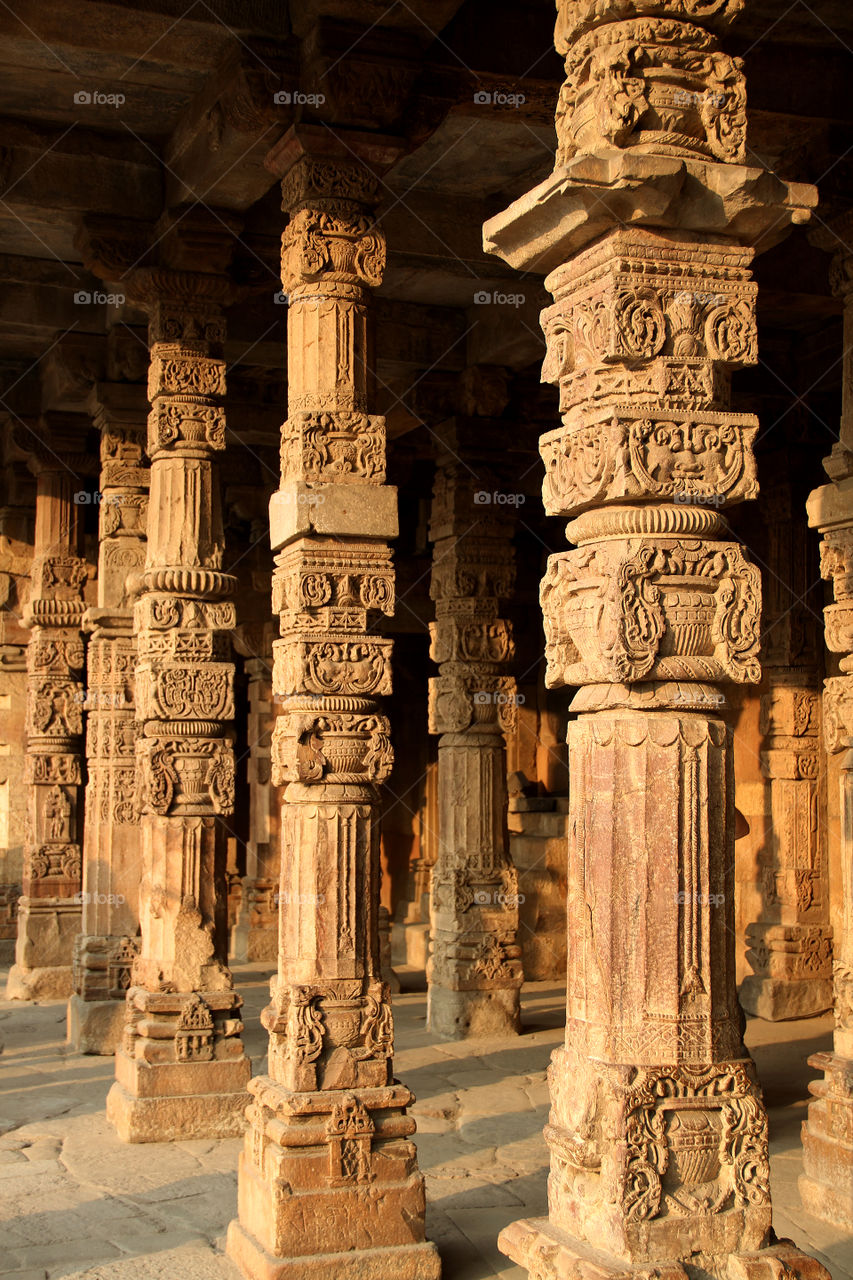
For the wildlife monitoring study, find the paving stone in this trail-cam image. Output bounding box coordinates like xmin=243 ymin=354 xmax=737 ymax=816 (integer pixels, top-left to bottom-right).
xmin=0 ymin=966 xmax=851 ymax=1280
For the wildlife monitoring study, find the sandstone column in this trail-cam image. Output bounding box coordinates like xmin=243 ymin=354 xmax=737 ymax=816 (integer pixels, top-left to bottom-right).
xmin=0 ymin=462 xmax=33 ymax=961
xmin=427 ymin=423 xmax=523 ymax=1038
xmin=740 ymin=675 xmax=830 ymax=1020
xmin=68 ymin=382 xmax=149 ymax=1053
xmin=231 ymin=649 xmax=279 ymax=963
xmin=227 ymin=130 xmax=440 ymax=1280
xmin=105 ymin=259 xmax=251 ymax=1141
xmin=482 ymin=2 xmax=828 ymax=1276
xmin=740 ymin=459 xmax=830 ymax=1020
xmin=801 ymin=215 xmax=853 ymax=1227
xmin=8 ymin=427 xmax=90 ymax=1000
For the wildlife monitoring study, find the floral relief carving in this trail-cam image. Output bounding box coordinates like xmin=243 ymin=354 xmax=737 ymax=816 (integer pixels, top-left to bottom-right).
xmin=281 ymin=209 xmax=386 ymax=293
xmin=556 ymin=17 xmax=746 ymax=166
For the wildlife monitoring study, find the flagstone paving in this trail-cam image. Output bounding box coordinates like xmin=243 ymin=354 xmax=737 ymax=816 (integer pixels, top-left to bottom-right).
xmin=0 ymin=966 xmax=849 ymax=1279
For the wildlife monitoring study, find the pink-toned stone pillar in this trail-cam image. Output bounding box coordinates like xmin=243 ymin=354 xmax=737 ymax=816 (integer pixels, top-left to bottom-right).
xmin=801 ymin=216 xmax=853 ymax=1227
xmin=226 ymin=130 xmax=440 ymax=1280
xmin=427 ymin=423 xmax=523 ymax=1038
xmin=104 ymin=261 xmax=251 ymax=1141
xmin=481 ymin=2 xmax=829 ymax=1276
xmin=0 ymin=464 xmax=33 ymax=963
xmin=231 ymin=650 xmax=279 ymax=963
xmin=740 ymin=462 xmax=831 ymax=1020
xmin=7 ymin=428 xmax=91 ymax=1000
xmin=68 ymin=382 xmax=149 ymax=1053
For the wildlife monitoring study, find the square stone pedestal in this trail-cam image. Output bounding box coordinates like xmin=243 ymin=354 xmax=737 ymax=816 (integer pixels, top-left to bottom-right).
xmin=499 ymin=1218 xmax=831 ymax=1280
xmin=67 ymin=994 xmax=128 ymax=1055
xmin=107 ymin=1050 xmax=251 ymax=1142
xmin=227 ymin=1074 xmax=441 ymax=1280
xmin=105 ymin=986 xmax=252 ymax=1142
xmin=426 ymin=984 xmax=521 ymax=1040
xmin=799 ymin=1050 xmax=853 ymax=1228
xmin=226 ymin=1222 xmax=441 ymax=1280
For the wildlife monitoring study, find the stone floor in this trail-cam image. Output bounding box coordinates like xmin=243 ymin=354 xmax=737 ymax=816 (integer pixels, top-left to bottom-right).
xmin=0 ymin=964 xmax=850 ymax=1279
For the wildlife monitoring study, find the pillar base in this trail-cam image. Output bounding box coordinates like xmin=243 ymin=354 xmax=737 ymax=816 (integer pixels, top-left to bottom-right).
xmin=66 ymin=993 xmax=126 ymax=1054
xmin=427 ymin=984 xmax=521 ymax=1039
xmin=739 ymin=976 xmax=833 ymax=1021
xmin=229 ymin=1074 xmax=436 ymax=1272
xmin=231 ymin=878 xmax=278 ymax=963
xmin=106 ymin=1066 xmax=251 ymax=1143
xmin=499 ymin=1218 xmax=830 ymax=1280
xmin=800 ymin=1050 xmax=853 ymax=1227
xmin=231 ymin=923 xmax=278 ymax=965
xmin=226 ymin=1221 xmax=441 ymax=1280
xmin=6 ymin=963 xmax=73 ymax=1000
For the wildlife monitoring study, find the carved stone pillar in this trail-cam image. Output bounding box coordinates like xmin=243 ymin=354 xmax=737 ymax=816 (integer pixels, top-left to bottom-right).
xmin=8 ymin=431 xmax=90 ymax=1000
xmin=740 ymin=458 xmax=830 ymax=1020
xmin=68 ymin=383 xmax=149 ymax=1053
xmin=740 ymin=675 xmax=831 ymax=1020
xmin=0 ymin=474 xmax=33 ymax=961
xmin=226 ymin=132 xmax=440 ymax=1280
xmin=427 ymin=424 xmax=523 ymax=1038
xmin=801 ymin=218 xmax=853 ymax=1227
xmin=104 ymin=261 xmax=251 ymax=1141
xmin=231 ymin=652 xmax=279 ymax=963
xmin=482 ymin=3 xmax=828 ymax=1276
